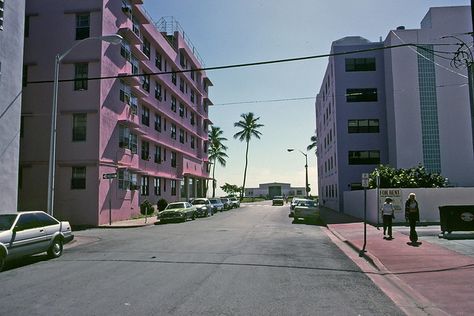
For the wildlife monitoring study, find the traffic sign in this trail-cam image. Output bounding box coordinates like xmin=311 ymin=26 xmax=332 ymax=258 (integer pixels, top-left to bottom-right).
xmin=103 ymin=173 xmax=117 ymax=179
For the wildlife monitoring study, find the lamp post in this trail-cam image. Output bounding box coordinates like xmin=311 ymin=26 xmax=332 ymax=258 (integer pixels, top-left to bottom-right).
xmin=287 ymin=148 xmax=309 ymax=198
xmin=47 ymin=35 xmax=123 ymax=216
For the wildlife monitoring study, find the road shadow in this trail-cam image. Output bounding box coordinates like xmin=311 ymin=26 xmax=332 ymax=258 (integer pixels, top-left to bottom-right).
xmin=2 ymin=254 xmax=52 ymax=272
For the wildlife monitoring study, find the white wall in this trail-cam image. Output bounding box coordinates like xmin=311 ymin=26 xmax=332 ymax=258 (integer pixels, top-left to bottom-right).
xmin=344 ymin=187 xmax=474 ymax=224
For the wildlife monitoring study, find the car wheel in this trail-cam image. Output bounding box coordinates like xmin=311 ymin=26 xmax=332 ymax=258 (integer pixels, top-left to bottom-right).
xmin=48 ymin=238 xmax=64 ymax=258
xmin=0 ymin=255 xmax=5 ymax=272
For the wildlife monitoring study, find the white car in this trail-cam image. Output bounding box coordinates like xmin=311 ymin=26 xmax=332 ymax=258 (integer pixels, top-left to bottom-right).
xmin=293 ymin=200 xmax=320 ymax=222
xmin=0 ymin=211 xmax=74 ymax=272
xmin=289 ymin=197 xmax=305 ymax=217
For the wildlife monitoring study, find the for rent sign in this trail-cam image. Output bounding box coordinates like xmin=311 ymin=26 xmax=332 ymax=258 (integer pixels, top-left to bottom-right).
xmin=379 ymin=189 xmax=402 ymax=213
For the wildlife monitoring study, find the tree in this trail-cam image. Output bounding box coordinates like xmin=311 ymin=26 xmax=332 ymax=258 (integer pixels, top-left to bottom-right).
xmin=220 ymin=183 xmax=242 ymax=196
xmin=208 ymin=126 xmax=228 ymax=197
xmin=233 ymin=112 xmax=264 ymax=199
xmin=368 ymin=164 xmax=447 ymax=188
xmin=307 ymin=132 xmax=318 ymax=157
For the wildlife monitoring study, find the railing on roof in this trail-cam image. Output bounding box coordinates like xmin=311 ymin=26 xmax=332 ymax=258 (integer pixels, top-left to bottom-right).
xmin=155 ymin=16 xmax=206 ymax=68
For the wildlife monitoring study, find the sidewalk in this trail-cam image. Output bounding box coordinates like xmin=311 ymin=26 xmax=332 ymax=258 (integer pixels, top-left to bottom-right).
xmin=98 ymin=216 xmax=157 ymax=228
xmin=321 ymin=207 xmax=474 ymax=316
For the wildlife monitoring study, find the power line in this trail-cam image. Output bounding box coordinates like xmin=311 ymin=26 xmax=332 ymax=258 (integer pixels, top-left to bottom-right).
xmin=26 ymin=42 xmax=461 ymax=85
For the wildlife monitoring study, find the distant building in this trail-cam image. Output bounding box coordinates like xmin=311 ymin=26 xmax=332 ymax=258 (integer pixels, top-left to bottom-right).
xmin=244 ymin=183 xmax=306 ymax=198
xmin=20 ymin=0 xmax=212 ymax=225
xmin=0 ymin=0 xmax=25 ymax=213
xmin=316 ymin=6 xmax=474 ymax=212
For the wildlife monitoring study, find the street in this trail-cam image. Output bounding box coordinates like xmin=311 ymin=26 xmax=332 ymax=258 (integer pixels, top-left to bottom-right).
xmin=0 ymin=202 xmax=403 ymax=315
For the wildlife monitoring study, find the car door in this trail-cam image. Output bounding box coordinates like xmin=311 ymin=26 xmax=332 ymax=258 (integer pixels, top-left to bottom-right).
xmin=8 ymin=213 xmax=48 ymax=258
xmin=35 ymin=212 xmax=60 ymax=244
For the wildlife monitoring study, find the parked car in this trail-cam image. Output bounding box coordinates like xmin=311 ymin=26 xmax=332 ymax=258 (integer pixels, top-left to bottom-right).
xmin=157 ymin=202 xmax=197 ymax=223
xmin=220 ymin=197 xmax=232 ymax=210
xmin=289 ymin=197 xmax=305 ymax=217
xmin=293 ymin=200 xmax=320 ymax=222
xmin=228 ymin=196 xmax=240 ymax=208
xmin=209 ymin=198 xmax=224 ymax=212
xmin=272 ymin=196 xmax=284 ymax=206
xmin=0 ymin=211 xmax=74 ymax=272
xmin=191 ymin=198 xmax=213 ymax=217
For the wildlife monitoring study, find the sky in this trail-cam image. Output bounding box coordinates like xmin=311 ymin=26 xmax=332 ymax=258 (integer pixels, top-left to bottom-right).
xmin=143 ymin=0 xmax=470 ymax=196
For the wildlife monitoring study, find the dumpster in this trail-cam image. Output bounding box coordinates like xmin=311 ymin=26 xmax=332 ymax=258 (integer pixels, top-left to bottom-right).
xmin=439 ymin=205 xmax=474 ymax=233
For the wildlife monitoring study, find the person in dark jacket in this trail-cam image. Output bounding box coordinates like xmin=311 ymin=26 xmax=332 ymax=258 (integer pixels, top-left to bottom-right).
xmin=405 ymin=193 xmax=420 ymax=244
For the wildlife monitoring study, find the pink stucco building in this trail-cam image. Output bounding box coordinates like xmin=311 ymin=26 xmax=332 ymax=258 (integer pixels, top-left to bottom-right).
xmin=19 ymin=0 xmax=213 ymax=226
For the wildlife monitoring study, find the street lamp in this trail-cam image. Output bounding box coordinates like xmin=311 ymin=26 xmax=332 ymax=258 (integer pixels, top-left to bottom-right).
xmin=287 ymin=148 xmax=309 ymax=197
xmin=47 ymin=34 xmax=123 ymax=216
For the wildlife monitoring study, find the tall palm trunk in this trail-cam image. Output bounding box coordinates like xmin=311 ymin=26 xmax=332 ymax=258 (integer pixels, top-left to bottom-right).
xmin=241 ymin=140 xmax=250 ymax=199
xmin=212 ymin=159 xmax=217 ymax=198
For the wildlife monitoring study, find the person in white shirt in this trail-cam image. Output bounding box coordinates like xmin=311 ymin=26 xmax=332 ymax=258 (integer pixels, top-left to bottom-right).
xmin=381 ymin=197 xmax=395 ymax=239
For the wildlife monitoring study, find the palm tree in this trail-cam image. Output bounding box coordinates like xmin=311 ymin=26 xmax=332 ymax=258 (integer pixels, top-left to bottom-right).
xmin=233 ymin=112 xmax=264 ymax=199
xmin=307 ymin=132 xmax=318 ymax=157
xmin=208 ymin=126 xmax=228 ymax=197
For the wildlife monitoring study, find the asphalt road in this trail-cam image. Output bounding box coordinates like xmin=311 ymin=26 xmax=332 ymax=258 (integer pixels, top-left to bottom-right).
xmin=0 ymin=202 xmax=404 ymax=316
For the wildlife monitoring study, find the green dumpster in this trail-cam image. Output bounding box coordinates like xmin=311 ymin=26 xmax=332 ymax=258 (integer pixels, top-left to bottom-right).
xmin=439 ymin=205 xmax=474 ymax=234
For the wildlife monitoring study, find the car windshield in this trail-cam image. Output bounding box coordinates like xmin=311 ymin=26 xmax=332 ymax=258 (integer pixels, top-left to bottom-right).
xmin=209 ymin=199 xmax=219 ymax=204
xmin=274 ymin=196 xmax=283 ymax=199
xmin=193 ymin=200 xmax=206 ymax=205
xmin=0 ymin=214 xmax=17 ymax=230
xmin=166 ymin=203 xmax=185 ymax=210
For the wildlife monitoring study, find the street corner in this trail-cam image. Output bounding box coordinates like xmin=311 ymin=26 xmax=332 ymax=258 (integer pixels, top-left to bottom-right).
xmin=64 ymin=235 xmax=101 ymax=249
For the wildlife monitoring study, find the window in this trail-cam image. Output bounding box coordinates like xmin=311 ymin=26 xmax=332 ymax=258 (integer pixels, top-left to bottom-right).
xmin=131 ymin=55 xmax=139 ymax=75
xmin=154 ymin=177 xmax=161 ymax=195
xmin=179 ymin=76 xmax=184 ymax=92
xmin=141 ymin=176 xmax=149 ymax=196
xmin=179 ymin=129 xmax=184 ymax=144
xmin=345 ymin=58 xmax=376 ymax=72
xmin=122 ymin=0 xmax=132 ymax=16
xmin=346 ymin=88 xmax=378 ymax=102
xmin=171 ymin=70 xmax=176 ymax=85
xmin=118 ymin=169 xmax=130 ymax=190
xmin=132 ymin=16 xmax=140 ymax=36
xmin=180 ymin=53 xmax=186 ymax=68
xmin=22 ymin=65 xmax=28 ymax=87
xmin=154 ymin=113 xmax=161 ymax=132
xmin=348 ymin=150 xmax=380 ymax=165
xmin=74 ymin=63 xmax=88 ymax=90
xmin=130 ymin=94 xmax=138 ymax=114
xmin=179 ymin=103 xmax=185 ymax=117
xmin=142 ymin=37 xmax=150 ymax=59
xmin=0 ymin=0 xmax=5 ymax=31
xmin=73 ymin=113 xmax=87 ymax=141
xmin=141 ymin=106 xmax=149 ymax=126
xmin=171 ymin=180 xmax=177 ymax=196
xmin=190 ymin=136 xmax=195 ymax=149
xmin=204 ymin=141 xmax=208 ymax=153
xmin=141 ymin=141 xmax=149 ymax=160
xmin=119 ymin=126 xmax=138 ymax=154
xmin=190 ymin=113 xmax=195 ymax=126
xmin=171 ymin=152 xmax=177 ymax=168
xmin=24 ymin=15 xmax=30 ymax=37
xmin=120 ymin=40 xmax=131 ymax=61
xmin=155 ymin=51 xmax=162 ymax=70
xmin=171 ymin=96 xmax=177 ymax=112
xmin=75 ymin=13 xmax=90 ymax=40
xmin=154 ymin=145 xmax=161 ymax=164
xmin=141 ymin=72 xmax=150 ymax=92
xmin=71 ymin=167 xmax=86 ymax=189
xmin=190 ymin=90 xmax=195 ymax=103
xmin=154 ymin=81 xmax=162 ymax=100
xmin=190 ymin=68 xmax=195 ymax=81
xmin=348 ymin=119 xmax=379 ymax=133
xmin=171 ymin=124 xmax=176 ymax=139
xmin=120 ymin=81 xmax=131 ymax=104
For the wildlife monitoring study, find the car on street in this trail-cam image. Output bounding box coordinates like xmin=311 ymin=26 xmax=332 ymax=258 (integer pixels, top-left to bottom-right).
xmin=220 ymin=197 xmax=232 ymax=210
xmin=0 ymin=211 xmax=74 ymax=272
xmin=293 ymin=200 xmax=320 ymax=222
xmin=157 ymin=202 xmax=197 ymax=223
xmin=191 ymin=198 xmax=214 ymax=217
xmin=209 ymin=198 xmax=224 ymax=212
xmin=272 ymin=196 xmax=284 ymax=206
xmin=289 ymin=197 xmax=305 ymax=217
xmin=228 ymin=196 xmax=240 ymax=208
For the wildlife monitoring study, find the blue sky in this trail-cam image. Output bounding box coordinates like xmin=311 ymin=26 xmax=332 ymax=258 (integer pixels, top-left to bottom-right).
xmin=143 ymin=0 xmax=470 ymax=196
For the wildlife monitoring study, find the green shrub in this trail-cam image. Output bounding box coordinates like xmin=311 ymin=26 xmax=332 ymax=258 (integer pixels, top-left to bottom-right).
xmin=140 ymin=200 xmax=154 ymax=215
xmin=157 ymin=198 xmax=168 ymax=212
